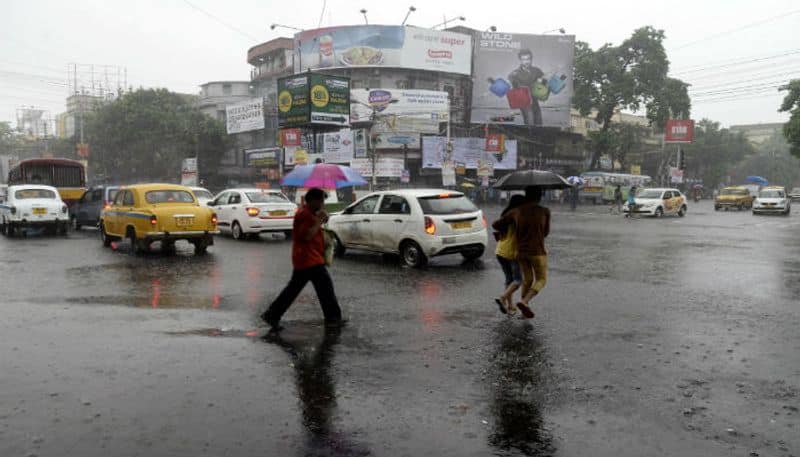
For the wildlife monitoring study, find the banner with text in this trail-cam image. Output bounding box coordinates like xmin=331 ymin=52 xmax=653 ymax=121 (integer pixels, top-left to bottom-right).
xmin=422 ymin=137 xmax=517 ymax=170
xmin=226 ymin=98 xmax=264 ymax=134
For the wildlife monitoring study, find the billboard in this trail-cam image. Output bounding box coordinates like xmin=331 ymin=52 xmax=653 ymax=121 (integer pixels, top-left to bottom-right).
xmin=665 ymin=119 xmax=694 ymax=143
xmin=244 ymin=148 xmax=281 ymax=168
xmin=470 ymin=32 xmax=575 ymax=128
xmin=323 ymin=129 xmax=354 ymax=163
xmin=180 ymin=158 xmax=198 ymax=186
xmin=422 ymin=137 xmax=518 ymax=170
xmin=278 ymin=74 xmax=350 ymax=128
xmin=294 ymin=26 xmax=471 ymax=75
xmin=349 ymin=157 xmax=404 ymax=178
xmin=226 ymin=98 xmax=265 ymax=134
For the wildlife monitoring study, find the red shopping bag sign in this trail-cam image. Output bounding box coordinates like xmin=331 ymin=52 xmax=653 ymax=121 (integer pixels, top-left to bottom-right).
xmin=506 ymin=87 xmax=532 ymax=109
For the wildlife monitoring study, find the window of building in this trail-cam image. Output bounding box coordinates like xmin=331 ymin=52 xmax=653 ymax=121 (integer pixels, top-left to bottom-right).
xmin=396 ymin=80 xmax=410 ymax=89
xmin=222 ymin=84 xmax=232 ymax=96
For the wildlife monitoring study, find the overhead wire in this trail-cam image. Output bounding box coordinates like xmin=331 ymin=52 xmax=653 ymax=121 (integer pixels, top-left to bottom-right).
xmin=180 ymin=0 xmax=259 ymax=42
xmin=670 ymin=8 xmax=800 ymax=51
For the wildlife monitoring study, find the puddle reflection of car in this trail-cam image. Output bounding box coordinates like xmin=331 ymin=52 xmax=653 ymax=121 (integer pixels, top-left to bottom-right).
xmin=753 ymin=186 xmax=791 ymax=215
xmin=714 ymin=186 xmax=754 ymax=211
xmin=623 ymin=188 xmax=687 ymax=218
xmin=100 ymin=183 xmax=219 ymax=254
xmin=0 ymin=184 xmax=70 ymax=236
xmin=327 ymin=189 xmax=488 ymax=268
xmin=210 ymin=188 xmax=297 ymax=240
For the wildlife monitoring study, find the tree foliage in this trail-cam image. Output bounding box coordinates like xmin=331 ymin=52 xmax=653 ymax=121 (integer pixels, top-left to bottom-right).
xmin=779 ymin=79 xmax=800 ymax=159
xmin=588 ymin=122 xmax=648 ymax=172
xmin=573 ymin=26 xmax=691 ymax=168
xmin=85 ymin=88 xmax=230 ymax=183
xmin=683 ymin=119 xmax=754 ymax=189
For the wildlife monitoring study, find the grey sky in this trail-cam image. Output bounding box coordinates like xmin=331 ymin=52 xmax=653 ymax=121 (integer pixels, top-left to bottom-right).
xmin=2 ymin=0 xmax=798 ymax=129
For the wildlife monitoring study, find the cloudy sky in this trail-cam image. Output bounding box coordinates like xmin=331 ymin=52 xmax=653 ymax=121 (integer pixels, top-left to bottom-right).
xmin=2 ymin=0 xmax=798 ymax=129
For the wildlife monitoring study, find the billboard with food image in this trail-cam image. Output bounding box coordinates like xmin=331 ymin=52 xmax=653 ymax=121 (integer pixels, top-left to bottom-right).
xmin=293 ymin=25 xmax=471 ymax=75
xmin=470 ymin=32 xmax=575 ymax=128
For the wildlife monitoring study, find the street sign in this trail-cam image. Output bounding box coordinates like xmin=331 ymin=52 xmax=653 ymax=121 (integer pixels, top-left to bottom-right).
xmin=665 ymin=119 xmax=694 ymax=143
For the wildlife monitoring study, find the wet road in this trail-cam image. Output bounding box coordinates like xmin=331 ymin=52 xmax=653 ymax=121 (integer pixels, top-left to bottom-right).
xmin=1 ymin=200 xmax=799 ymax=456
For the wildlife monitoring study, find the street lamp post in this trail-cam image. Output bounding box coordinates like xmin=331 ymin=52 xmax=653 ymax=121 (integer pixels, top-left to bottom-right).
xmin=431 ymin=15 xmax=465 ymax=29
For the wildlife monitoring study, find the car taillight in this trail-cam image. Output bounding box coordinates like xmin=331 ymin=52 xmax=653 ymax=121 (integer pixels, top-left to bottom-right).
xmin=482 ymin=215 xmax=487 ymax=228
xmin=246 ymin=207 xmax=260 ymax=217
xmin=104 ymin=201 xmax=111 ymax=209
xmin=211 ymin=213 xmax=218 ymax=224
xmin=424 ymin=216 xmax=436 ymax=235
xmin=150 ymin=215 xmax=158 ymax=226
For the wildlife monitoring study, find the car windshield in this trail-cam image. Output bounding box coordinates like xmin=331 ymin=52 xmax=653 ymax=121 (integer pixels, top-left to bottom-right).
xmin=759 ymin=190 xmax=784 ymax=198
xmin=107 ymin=189 xmax=120 ymax=202
xmin=15 ymin=189 xmax=56 ymax=199
xmin=417 ymin=194 xmax=477 ymax=214
xmin=193 ymin=190 xmax=213 ymax=199
xmin=246 ymin=192 xmax=289 ymax=203
xmin=637 ymin=190 xmax=664 ymax=199
xmin=721 ymin=189 xmax=748 ymax=196
xmin=145 ymin=190 xmax=195 ymax=204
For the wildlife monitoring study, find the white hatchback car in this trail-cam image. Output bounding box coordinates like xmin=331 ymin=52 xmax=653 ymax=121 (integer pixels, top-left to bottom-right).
xmin=753 ymin=186 xmax=791 ymax=215
xmin=210 ymin=188 xmax=298 ymax=240
xmin=623 ymin=187 xmax=688 ymax=217
xmin=327 ymin=189 xmax=488 ymax=267
xmin=0 ymin=185 xmax=70 ymax=236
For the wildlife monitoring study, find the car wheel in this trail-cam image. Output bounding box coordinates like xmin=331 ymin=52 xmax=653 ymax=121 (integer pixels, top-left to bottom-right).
xmin=461 ymin=247 xmax=485 ymax=261
xmin=100 ymin=223 xmax=112 ymax=247
xmin=193 ymin=238 xmax=209 ymax=255
xmin=654 ymin=207 xmax=663 ymax=218
xmin=332 ymin=233 xmax=346 ymax=257
xmin=231 ymin=221 xmax=244 ymax=240
xmin=401 ymin=240 xmax=427 ymax=268
xmin=678 ymin=206 xmax=687 ymax=217
xmin=162 ymin=241 xmax=176 ymax=254
xmin=283 ymin=230 xmax=292 ymax=240
xmin=127 ymin=228 xmax=143 ymax=255
xmin=58 ymin=222 xmax=68 ymax=236
xmin=714 ymin=206 xmax=720 ymax=211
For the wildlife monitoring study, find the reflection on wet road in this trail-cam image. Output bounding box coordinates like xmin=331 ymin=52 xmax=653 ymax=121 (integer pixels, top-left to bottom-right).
xmin=1 ymin=200 xmax=799 ymax=456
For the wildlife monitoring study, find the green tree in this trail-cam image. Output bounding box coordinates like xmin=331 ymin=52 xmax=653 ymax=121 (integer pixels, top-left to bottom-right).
xmin=731 ymin=129 xmax=800 ymax=188
xmin=573 ymin=26 xmax=691 ymax=169
xmin=682 ymin=119 xmax=754 ymax=190
xmin=85 ymin=88 xmax=230 ymax=183
xmin=779 ymin=79 xmax=800 ymax=158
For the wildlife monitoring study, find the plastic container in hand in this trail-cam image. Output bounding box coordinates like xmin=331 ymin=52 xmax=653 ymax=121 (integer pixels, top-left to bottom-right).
xmin=548 ymin=74 xmax=568 ymax=94
xmin=506 ymin=86 xmax=532 ymax=109
xmin=488 ymin=78 xmax=511 ymax=97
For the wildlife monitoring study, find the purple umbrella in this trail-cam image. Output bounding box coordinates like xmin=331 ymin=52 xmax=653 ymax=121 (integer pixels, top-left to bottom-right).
xmin=280 ymin=163 xmax=367 ymax=189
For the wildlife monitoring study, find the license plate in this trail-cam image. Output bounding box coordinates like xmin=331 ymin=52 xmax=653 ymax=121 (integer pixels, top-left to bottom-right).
xmin=176 ymin=217 xmax=193 ymax=227
xmin=450 ymin=221 xmax=471 ymax=230
xmin=33 ymin=208 xmax=47 ymax=215
xmin=442 ymin=237 xmax=456 ymax=244
xmin=270 ymin=210 xmax=287 ymax=217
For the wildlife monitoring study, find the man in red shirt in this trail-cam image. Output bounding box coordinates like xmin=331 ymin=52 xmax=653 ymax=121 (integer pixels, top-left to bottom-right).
xmin=261 ymin=188 xmax=343 ymax=330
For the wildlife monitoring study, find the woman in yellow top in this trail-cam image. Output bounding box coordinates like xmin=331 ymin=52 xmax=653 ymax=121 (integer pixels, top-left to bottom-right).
xmin=493 ymin=195 xmax=525 ymax=315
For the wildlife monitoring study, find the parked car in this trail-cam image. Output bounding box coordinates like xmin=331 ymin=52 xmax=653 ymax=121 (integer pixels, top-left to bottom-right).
xmin=714 ymin=186 xmax=754 ymax=211
xmin=210 ymin=188 xmax=297 ymax=240
xmin=190 ymin=187 xmax=214 ymax=207
xmin=789 ymin=187 xmax=800 ymax=201
xmin=71 ymin=185 xmax=121 ymax=230
xmin=753 ymin=186 xmax=791 ymax=215
xmin=0 ymin=184 xmax=70 ymax=236
xmin=623 ymin=188 xmax=688 ymax=217
xmin=100 ymin=183 xmax=218 ymax=254
xmin=326 ymin=189 xmax=488 ymax=268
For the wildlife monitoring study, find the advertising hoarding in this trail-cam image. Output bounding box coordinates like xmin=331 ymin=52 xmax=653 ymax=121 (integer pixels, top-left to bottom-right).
xmin=664 ymin=119 xmax=695 ymax=143
xmin=226 ymin=98 xmax=265 ymax=134
xmin=294 ymin=26 xmax=471 ymax=75
xmin=350 ymin=89 xmax=449 ymax=128
xmin=180 ymin=158 xmax=198 ymax=186
xmin=422 ymin=137 xmax=518 ymax=170
xmin=323 ymin=129 xmax=354 ymax=163
xmin=278 ymin=74 xmax=350 ymax=128
xmin=244 ymin=148 xmax=281 ymax=168
xmin=349 ymin=157 xmax=404 ymax=178
xmin=470 ymin=32 xmax=575 ymax=128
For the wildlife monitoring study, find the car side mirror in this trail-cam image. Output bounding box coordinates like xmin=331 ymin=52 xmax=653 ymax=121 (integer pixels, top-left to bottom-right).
xmin=343 ymin=207 xmax=353 ymax=215
xmin=207 ymin=201 xmax=214 ymax=206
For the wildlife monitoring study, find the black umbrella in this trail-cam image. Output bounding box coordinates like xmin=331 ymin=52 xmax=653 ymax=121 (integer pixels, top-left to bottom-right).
xmin=493 ymin=170 xmax=573 ymax=190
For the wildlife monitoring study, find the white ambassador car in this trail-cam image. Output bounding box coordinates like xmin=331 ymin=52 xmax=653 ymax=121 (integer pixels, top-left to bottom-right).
xmin=753 ymin=186 xmax=791 ymax=215
xmin=623 ymin=187 xmax=688 ymax=217
xmin=190 ymin=187 xmax=215 ymax=207
xmin=0 ymin=185 xmax=70 ymax=236
xmin=327 ymin=189 xmax=488 ymax=268
xmin=210 ymin=188 xmax=298 ymax=240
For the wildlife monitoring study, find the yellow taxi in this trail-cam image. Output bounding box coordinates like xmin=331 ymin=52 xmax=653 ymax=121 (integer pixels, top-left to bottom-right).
xmin=100 ymin=183 xmax=219 ymax=255
xmin=714 ymin=186 xmax=754 ymax=211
